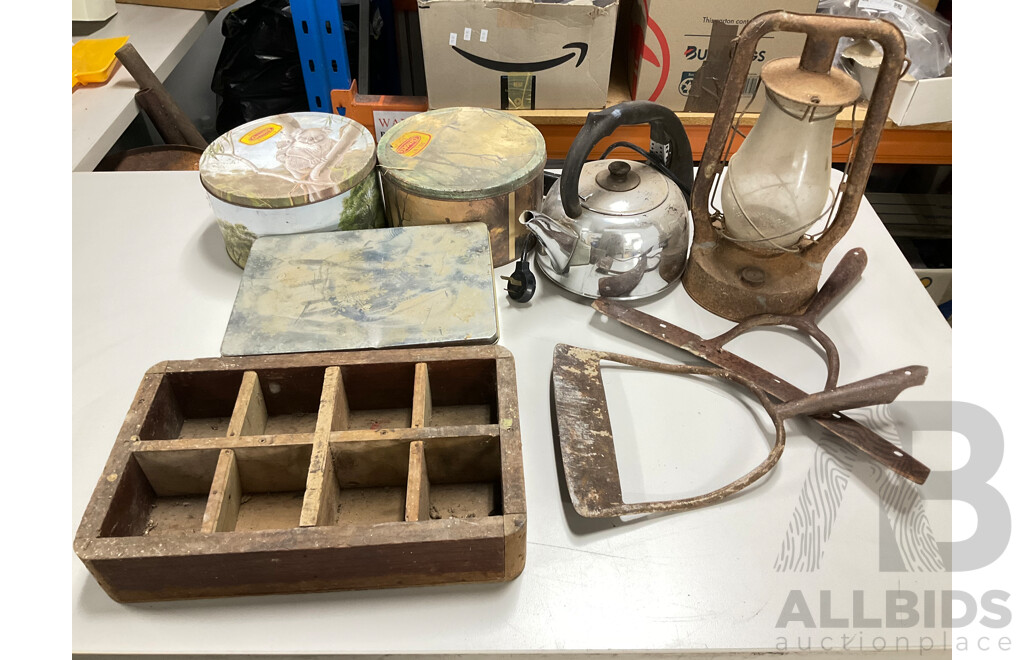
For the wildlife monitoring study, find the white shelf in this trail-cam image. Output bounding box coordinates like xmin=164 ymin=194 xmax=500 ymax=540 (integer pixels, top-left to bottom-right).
xmin=72 ymin=3 xmax=213 ymax=171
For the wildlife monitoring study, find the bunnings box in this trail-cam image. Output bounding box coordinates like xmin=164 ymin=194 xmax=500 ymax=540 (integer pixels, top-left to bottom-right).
xmin=628 ymin=0 xmax=818 ymax=112
xmin=418 ymin=0 xmax=619 ymax=110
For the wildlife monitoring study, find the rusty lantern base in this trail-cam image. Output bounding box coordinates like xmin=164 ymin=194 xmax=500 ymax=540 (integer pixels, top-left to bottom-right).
xmin=682 ymin=237 xmax=825 ymax=321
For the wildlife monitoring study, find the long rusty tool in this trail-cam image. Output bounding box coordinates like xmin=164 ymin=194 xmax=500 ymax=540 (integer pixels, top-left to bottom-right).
xmin=592 ymin=247 xmax=931 ymax=484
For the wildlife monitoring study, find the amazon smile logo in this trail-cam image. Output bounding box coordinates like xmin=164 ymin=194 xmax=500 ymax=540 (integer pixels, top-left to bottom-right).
xmin=452 ymin=42 xmax=588 ymax=72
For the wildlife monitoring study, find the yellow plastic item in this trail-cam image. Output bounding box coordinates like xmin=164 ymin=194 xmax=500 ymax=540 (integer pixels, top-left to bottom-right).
xmin=72 ymin=36 xmax=130 ymax=90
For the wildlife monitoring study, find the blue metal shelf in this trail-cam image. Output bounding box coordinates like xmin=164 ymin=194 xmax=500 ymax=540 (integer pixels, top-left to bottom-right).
xmin=290 ymin=0 xmax=354 ymax=113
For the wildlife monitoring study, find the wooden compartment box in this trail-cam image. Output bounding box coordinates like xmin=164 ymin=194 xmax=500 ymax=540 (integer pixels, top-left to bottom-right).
xmin=74 ymin=346 xmax=526 ymax=602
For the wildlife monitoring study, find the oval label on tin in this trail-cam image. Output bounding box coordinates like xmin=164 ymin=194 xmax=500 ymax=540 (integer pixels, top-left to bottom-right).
xmin=239 ymin=123 xmax=283 ymax=145
xmin=391 ymin=131 xmax=432 ymax=157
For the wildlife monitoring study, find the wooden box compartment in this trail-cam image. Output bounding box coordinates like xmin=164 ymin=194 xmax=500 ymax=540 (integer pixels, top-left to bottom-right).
xmin=341 ymin=362 xmax=416 ymax=430
xmin=75 ymin=346 xmax=525 ymax=602
xmin=138 ymin=370 xmax=244 ymax=440
xmin=98 ymin=451 xmax=221 ymax=538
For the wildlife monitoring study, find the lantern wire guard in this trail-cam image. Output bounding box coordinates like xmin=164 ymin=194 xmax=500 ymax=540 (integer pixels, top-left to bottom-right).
xmin=708 ymin=78 xmax=861 ymax=253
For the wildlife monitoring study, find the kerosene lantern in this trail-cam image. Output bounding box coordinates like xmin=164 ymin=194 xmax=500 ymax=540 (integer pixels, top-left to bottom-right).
xmin=682 ymin=11 xmax=907 ymax=320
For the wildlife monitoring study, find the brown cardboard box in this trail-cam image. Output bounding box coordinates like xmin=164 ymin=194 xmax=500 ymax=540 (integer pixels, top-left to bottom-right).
xmin=628 ymin=0 xmax=818 ymax=112
xmin=417 ymin=0 xmax=619 ymax=110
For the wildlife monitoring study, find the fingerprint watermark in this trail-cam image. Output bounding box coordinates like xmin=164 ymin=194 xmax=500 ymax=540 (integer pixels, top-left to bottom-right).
xmin=775 ymin=401 xmax=1010 ymax=574
xmin=773 ymin=401 xmax=1013 ymax=652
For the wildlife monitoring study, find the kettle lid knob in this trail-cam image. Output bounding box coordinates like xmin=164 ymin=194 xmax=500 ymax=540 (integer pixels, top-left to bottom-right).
xmin=609 ymin=161 xmax=631 ymax=178
xmin=596 ymin=160 xmax=640 ymax=192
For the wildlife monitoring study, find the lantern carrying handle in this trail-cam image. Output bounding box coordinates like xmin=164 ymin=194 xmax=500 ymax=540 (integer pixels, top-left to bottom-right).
xmin=690 ymin=10 xmax=907 ymax=260
xmin=560 ymin=100 xmax=694 ymax=219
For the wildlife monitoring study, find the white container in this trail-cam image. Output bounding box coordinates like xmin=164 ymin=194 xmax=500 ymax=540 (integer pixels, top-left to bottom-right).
xmin=842 ymin=40 xmax=951 ymax=127
xmin=72 ymin=0 xmax=116 ymax=21
xmin=200 ymin=112 xmax=385 ymax=268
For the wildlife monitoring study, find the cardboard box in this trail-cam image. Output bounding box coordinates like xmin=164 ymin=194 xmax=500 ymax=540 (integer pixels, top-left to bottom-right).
xmin=628 ymin=0 xmax=818 ymax=112
xmin=417 ymin=0 xmax=619 ymax=110
xmin=888 ymin=75 xmax=952 ymax=126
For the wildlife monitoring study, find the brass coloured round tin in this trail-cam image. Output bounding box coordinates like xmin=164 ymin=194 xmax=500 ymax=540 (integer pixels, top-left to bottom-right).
xmin=377 ymin=107 xmax=547 ymax=267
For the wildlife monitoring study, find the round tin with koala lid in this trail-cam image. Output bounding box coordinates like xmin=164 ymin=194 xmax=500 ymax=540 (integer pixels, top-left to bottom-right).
xmin=200 ymin=111 xmax=385 ymax=268
xmin=377 ymin=106 xmax=546 ymax=267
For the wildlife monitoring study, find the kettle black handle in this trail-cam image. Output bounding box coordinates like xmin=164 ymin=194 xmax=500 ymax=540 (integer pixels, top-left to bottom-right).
xmin=560 ymin=101 xmax=694 ymax=219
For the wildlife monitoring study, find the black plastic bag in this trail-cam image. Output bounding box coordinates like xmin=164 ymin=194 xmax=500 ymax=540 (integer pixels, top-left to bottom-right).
xmin=211 ymin=0 xmax=308 ymax=134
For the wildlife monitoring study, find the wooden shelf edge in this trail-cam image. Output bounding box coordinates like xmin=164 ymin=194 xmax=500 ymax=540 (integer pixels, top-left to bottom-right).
xmin=526 ymin=115 xmax=951 ymax=165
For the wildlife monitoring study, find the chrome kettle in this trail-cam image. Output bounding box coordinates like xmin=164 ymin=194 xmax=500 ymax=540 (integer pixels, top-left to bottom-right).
xmin=515 ymin=101 xmax=694 ymax=301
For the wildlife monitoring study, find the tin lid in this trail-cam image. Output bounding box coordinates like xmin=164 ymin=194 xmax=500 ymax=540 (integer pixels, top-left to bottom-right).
xmin=200 ymin=112 xmax=377 ymax=209
xmin=377 ymin=107 xmax=547 ymax=200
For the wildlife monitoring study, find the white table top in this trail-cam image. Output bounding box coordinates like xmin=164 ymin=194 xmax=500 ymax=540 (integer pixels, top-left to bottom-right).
xmin=72 ymin=4 xmax=212 ymax=172
xmin=72 ymin=170 xmax=953 ymax=656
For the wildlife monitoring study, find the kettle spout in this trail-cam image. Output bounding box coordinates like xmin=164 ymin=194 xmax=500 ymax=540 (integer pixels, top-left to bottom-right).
xmin=519 ymin=210 xmax=578 ymax=274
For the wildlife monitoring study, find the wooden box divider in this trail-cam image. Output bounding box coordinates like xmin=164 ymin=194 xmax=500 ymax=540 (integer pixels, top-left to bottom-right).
xmin=300 ymin=366 xmax=348 ymax=527
xmin=412 ymin=362 xmax=432 ymax=428
xmin=226 ymin=372 xmax=268 ymax=437
xmin=75 ymin=346 xmax=525 ymax=602
xmin=201 ymin=449 xmax=242 ymax=533
xmin=405 ymin=441 xmax=430 ymax=522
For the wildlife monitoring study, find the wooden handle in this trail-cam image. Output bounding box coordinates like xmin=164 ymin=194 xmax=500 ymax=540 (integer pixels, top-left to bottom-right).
xmin=115 ymin=43 xmax=208 ymax=149
xmin=801 ymin=247 xmax=868 ymax=321
xmin=134 ymin=89 xmax=187 ymax=146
